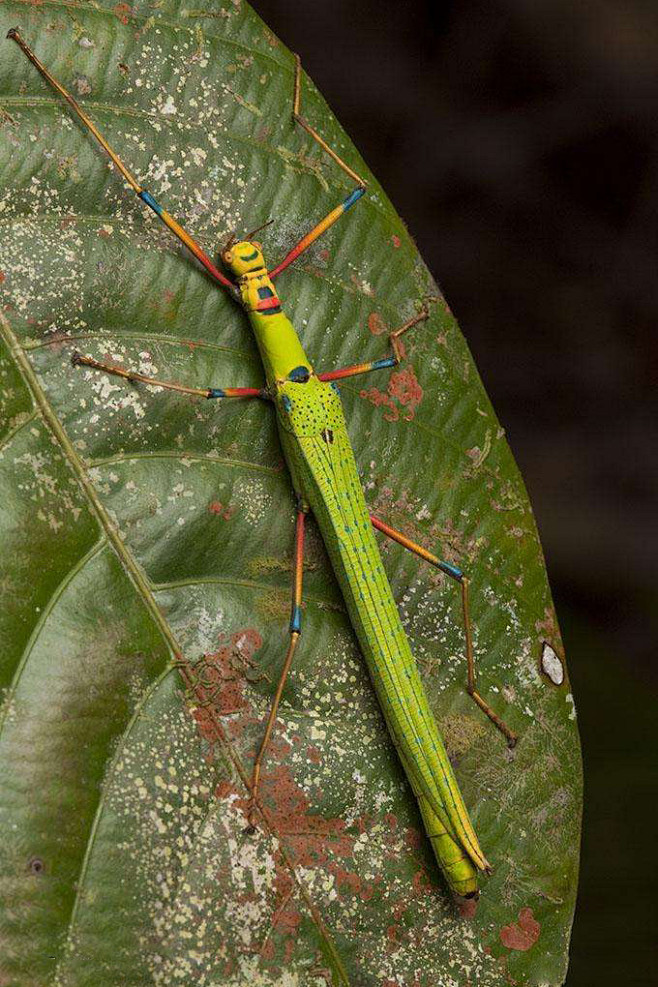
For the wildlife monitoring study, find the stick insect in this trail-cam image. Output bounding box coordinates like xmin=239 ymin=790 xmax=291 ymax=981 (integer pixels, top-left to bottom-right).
xmin=8 ymin=30 xmax=517 ymax=901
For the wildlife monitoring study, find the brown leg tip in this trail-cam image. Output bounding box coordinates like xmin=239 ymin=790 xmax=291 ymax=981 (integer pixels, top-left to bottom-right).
xmin=71 ymin=351 xmax=82 ymax=367
xmin=507 ymin=734 xmax=518 ymax=749
xmin=7 ymin=28 xmax=20 ymax=41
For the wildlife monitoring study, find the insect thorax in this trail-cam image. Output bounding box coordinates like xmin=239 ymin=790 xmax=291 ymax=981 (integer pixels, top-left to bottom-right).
xmin=276 ymin=376 xmax=346 ymax=438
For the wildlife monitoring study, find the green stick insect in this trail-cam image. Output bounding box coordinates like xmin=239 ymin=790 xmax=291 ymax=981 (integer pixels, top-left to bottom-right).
xmin=8 ymin=30 xmax=517 ymax=901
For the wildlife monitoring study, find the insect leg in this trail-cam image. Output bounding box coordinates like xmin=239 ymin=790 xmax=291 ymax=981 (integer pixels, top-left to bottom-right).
xmin=6 ymin=30 xmax=237 ymax=294
xmin=246 ymin=503 xmax=307 ymax=830
xmin=269 ymin=55 xmax=367 ymax=278
xmin=318 ymin=307 xmax=430 ymax=383
xmin=71 ymin=351 xmax=267 ymax=400
xmin=370 ymin=514 xmax=518 ymax=747
xmin=292 ymin=54 xmax=365 ymax=186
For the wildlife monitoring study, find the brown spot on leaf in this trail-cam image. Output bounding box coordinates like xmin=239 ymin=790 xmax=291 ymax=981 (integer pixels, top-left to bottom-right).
xmin=367 ymin=311 xmax=388 ymax=336
xmin=389 ymin=367 xmax=424 ymax=419
xmin=391 ymin=234 xmax=401 ymax=248
xmin=113 ymin=3 xmax=134 ymax=24
xmin=536 ymin=606 xmax=560 ymax=646
xmin=73 ymin=74 xmax=92 ymax=96
xmin=240 ymin=758 xmax=354 ymax=867
xmin=360 ymin=385 xmax=399 ymax=421
xmin=411 ymin=869 xmax=432 ymax=895
xmin=361 ymin=369 xmax=424 ymax=421
xmin=187 ymin=628 xmax=264 ymax=738
xmin=214 ymin=779 xmax=234 ymax=799
xmin=208 ymin=500 xmax=235 ymax=520
xmin=457 ymin=896 xmax=479 ymax=919
xmin=500 ymin=907 xmax=541 ymax=951
xmin=306 ymin=744 xmax=321 ymax=764
xmin=28 ymin=856 xmax=44 ymax=875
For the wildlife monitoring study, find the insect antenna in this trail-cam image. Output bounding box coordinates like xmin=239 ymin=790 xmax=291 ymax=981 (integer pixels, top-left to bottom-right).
xmin=221 ymin=230 xmax=237 ymax=255
xmin=244 ymin=218 xmax=274 ymax=241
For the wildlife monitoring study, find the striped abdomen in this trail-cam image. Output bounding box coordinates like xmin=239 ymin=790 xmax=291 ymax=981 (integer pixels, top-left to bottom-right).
xmin=276 ymin=376 xmax=488 ymax=896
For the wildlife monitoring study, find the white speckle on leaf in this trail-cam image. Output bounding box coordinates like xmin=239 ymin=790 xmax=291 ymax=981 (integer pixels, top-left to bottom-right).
xmin=566 ymin=693 xmax=577 ymax=719
xmin=541 ymin=641 xmax=564 ymax=685
xmin=161 ymin=95 xmax=177 ymax=116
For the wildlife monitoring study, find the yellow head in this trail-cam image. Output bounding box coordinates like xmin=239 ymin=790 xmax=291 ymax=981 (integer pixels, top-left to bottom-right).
xmin=221 ymin=240 xmax=265 ymax=278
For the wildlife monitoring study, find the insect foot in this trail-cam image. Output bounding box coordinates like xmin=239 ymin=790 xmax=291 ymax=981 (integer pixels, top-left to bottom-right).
xmin=243 ymin=800 xmax=259 ymax=836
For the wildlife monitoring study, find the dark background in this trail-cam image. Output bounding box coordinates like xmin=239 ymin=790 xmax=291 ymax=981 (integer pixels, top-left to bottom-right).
xmin=254 ymin=1 xmax=657 ymax=983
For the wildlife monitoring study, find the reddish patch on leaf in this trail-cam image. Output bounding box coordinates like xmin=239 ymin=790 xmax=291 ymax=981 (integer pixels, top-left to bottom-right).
xmin=536 ymin=606 xmax=560 ymax=644
xmin=391 ymin=234 xmax=401 ymax=248
xmin=367 ymin=311 xmax=388 ymax=336
xmin=113 ymin=3 xmax=133 ymax=24
xmin=239 ymin=759 xmax=355 ymax=868
xmin=259 ymin=938 xmax=276 ymax=962
xmin=358 ymin=880 xmax=379 ymax=902
xmin=306 ymin=744 xmax=322 ymax=764
xmin=361 ymin=367 xmax=423 ymax=422
xmin=500 ymin=907 xmax=541 ymax=951
xmin=0 ymin=272 xmax=5 ymax=285
xmin=188 ymin=628 xmax=264 ymax=740
xmin=208 ymin=500 xmax=235 ymax=520
xmin=411 ymin=869 xmax=433 ymax=896
xmin=318 ymin=248 xmax=330 ymax=262
xmin=360 ymin=386 xmax=399 ymax=422
xmin=389 ymin=368 xmax=423 ymax=418
xmin=330 ymin=865 xmax=362 ymax=895
xmin=404 ymin=825 xmax=423 ymax=850
xmin=214 ymin=779 xmax=235 ymax=799
xmin=458 ymin=896 xmax=479 ymax=919
xmin=232 ymin=627 xmax=262 ymax=657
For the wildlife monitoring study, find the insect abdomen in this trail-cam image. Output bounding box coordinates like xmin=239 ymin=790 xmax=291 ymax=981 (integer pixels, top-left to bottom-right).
xmin=275 ymin=378 xmax=487 ymax=893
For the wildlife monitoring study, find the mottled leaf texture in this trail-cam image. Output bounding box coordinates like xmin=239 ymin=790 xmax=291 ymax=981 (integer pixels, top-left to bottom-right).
xmin=0 ymin=2 xmax=581 ymax=985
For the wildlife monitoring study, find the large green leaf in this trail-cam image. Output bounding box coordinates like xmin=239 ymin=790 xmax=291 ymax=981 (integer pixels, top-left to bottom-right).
xmin=0 ymin=1 xmax=581 ymax=984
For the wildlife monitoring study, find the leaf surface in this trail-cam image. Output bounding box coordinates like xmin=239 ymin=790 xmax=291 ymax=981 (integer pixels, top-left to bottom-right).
xmin=0 ymin=2 xmax=581 ymax=984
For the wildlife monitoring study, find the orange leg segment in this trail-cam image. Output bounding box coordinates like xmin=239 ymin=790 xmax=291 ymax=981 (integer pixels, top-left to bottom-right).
xmin=246 ymin=505 xmax=307 ymax=829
